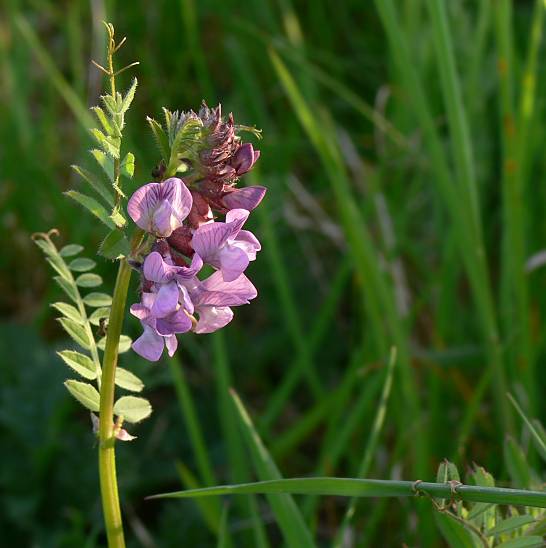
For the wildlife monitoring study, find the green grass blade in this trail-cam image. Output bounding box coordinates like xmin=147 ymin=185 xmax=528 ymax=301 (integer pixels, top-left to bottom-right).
xmin=229 ymin=390 xmax=316 ymax=548
xmin=334 ymin=348 xmax=397 ymax=547
xmin=149 ymin=477 xmax=546 ymax=508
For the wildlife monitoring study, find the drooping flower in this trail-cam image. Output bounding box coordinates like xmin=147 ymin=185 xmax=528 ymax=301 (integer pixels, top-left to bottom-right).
xmin=130 ymin=285 xmax=193 ymax=362
xmin=191 ymin=208 xmax=261 ymax=282
xmin=127 ymin=177 xmax=192 ymax=237
xmin=182 ymin=270 xmax=257 ymax=333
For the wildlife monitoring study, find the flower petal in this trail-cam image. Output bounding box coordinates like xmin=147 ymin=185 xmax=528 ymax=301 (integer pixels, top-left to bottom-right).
xmin=222 ymin=186 xmax=266 ymax=211
xmin=234 ymin=229 xmax=261 ymax=260
xmin=156 ymin=309 xmax=192 ymax=335
xmin=127 ymin=182 xmax=163 ymax=232
xmin=219 ymin=245 xmax=250 ymax=282
xmin=192 ymin=222 xmax=233 ymax=265
xmin=151 ymin=282 xmax=179 ymax=317
xmin=225 ymin=208 xmax=250 ymax=239
xmin=132 ymin=324 xmax=164 ymax=362
xmin=130 ymin=303 xmax=150 ymax=321
xmin=165 ymin=334 xmax=178 ymax=357
xmin=163 ymin=177 xmax=193 ymax=226
xmin=199 ymin=272 xmax=257 ymax=305
xmin=194 ymin=306 xmax=234 ymax=334
xmin=175 ymin=253 xmax=203 ymax=280
xmin=143 ymin=252 xmax=179 ymax=283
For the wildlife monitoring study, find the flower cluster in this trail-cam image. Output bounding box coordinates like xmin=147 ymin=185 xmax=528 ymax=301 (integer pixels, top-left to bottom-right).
xmin=127 ymin=107 xmax=265 ymax=362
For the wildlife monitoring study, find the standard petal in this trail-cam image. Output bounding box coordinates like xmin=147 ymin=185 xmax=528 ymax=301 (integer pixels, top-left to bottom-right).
xmin=225 ymin=208 xmax=250 ymax=239
xmin=232 ymin=143 xmax=256 ymax=174
xmin=222 ymin=186 xmax=266 ymax=211
xmin=143 ymin=252 xmax=179 ymax=283
xmin=151 ymin=281 xmax=179 ymax=317
xmin=132 ymin=324 xmax=164 ymax=362
xmin=163 ymin=177 xmax=193 ymax=225
xmin=127 ymin=182 xmax=162 ymax=232
xmin=219 ymin=245 xmax=249 ymax=282
xmin=194 ymin=306 xmax=234 ymax=334
xmin=192 ymin=222 xmax=233 ymax=264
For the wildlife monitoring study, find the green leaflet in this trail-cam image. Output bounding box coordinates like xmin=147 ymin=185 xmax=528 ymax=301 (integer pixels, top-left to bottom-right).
xmin=71 ymin=165 xmax=115 ymax=206
xmin=68 ymin=257 xmax=97 ymax=272
xmin=59 ymin=244 xmax=84 ymax=257
xmin=99 ymin=229 xmax=130 ymax=260
xmin=57 ymin=350 xmax=97 ymax=380
xmin=113 ymin=396 xmax=152 ymax=423
xmin=65 ymin=190 xmax=116 ymax=229
xmin=64 ymin=380 xmax=100 ymax=412
xmin=76 ymin=273 xmax=103 ymax=288
xmin=58 ymin=317 xmax=91 ymax=349
xmin=83 ymin=293 xmax=113 ymax=307
xmin=115 ymin=367 xmax=144 ymax=392
xmin=51 ymin=302 xmax=83 ymax=323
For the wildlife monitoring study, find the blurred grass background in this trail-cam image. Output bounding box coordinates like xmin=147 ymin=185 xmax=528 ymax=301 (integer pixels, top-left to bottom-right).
xmin=1 ymin=0 xmax=546 ymax=546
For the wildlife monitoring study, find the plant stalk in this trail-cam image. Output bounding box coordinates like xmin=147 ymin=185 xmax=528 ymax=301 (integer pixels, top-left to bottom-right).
xmin=98 ymin=259 xmax=132 ymax=548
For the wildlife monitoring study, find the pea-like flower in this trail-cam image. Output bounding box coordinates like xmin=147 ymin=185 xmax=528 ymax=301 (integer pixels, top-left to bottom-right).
xmin=191 ymin=209 xmax=261 ymax=282
xmin=127 ymin=177 xmax=192 ymax=237
xmin=130 ymin=285 xmax=193 ymax=362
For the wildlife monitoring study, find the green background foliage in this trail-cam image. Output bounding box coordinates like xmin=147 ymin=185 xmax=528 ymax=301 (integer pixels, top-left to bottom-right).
xmin=0 ymin=0 xmax=545 ymax=546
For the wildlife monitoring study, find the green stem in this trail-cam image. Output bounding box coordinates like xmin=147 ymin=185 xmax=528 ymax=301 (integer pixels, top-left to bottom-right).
xmin=98 ymin=259 xmax=132 ymax=548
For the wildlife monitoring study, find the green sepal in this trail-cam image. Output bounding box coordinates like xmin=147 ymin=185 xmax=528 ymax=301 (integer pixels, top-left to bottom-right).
xmin=64 ymin=380 xmax=100 ymax=412
xmin=58 ymin=350 xmax=97 ymax=380
xmin=113 ymin=395 xmax=152 ymax=423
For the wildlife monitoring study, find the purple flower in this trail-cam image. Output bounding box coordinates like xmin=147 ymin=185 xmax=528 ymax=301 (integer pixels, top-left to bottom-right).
xmin=221 ymin=185 xmax=267 ymax=212
xmin=230 ymin=143 xmax=260 ymax=176
xmin=191 ymin=209 xmax=261 ymax=282
xmin=183 ymin=271 xmax=257 ymax=333
xmin=127 ymin=177 xmax=192 ymax=237
xmin=130 ymin=285 xmax=192 ymax=362
xmin=143 ymin=251 xmax=203 ymax=284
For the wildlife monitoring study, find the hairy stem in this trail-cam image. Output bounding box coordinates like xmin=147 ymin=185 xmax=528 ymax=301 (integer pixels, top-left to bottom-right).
xmin=98 ymin=259 xmax=131 ymax=547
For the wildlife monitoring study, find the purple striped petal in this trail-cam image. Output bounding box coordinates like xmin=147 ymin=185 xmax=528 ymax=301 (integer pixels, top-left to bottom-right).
xmin=225 ymin=208 xmax=250 ymax=239
xmin=218 ymin=245 xmax=249 ymax=282
xmin=143 ymin=252 xmax=179 ymax=283
xmin=197 ymin=272 xmax=257 ymax=306
xmin=222 ymin=186 xmax=266 ymax=211
xmin=191 ymin=222 xmax=233 ymax=265
xmin=194 ymin=306 xmax=234 ymax=334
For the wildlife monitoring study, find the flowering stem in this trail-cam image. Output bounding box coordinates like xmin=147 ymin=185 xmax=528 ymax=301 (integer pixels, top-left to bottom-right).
xmin=98 ymin=258 xmax=132 ymax=547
